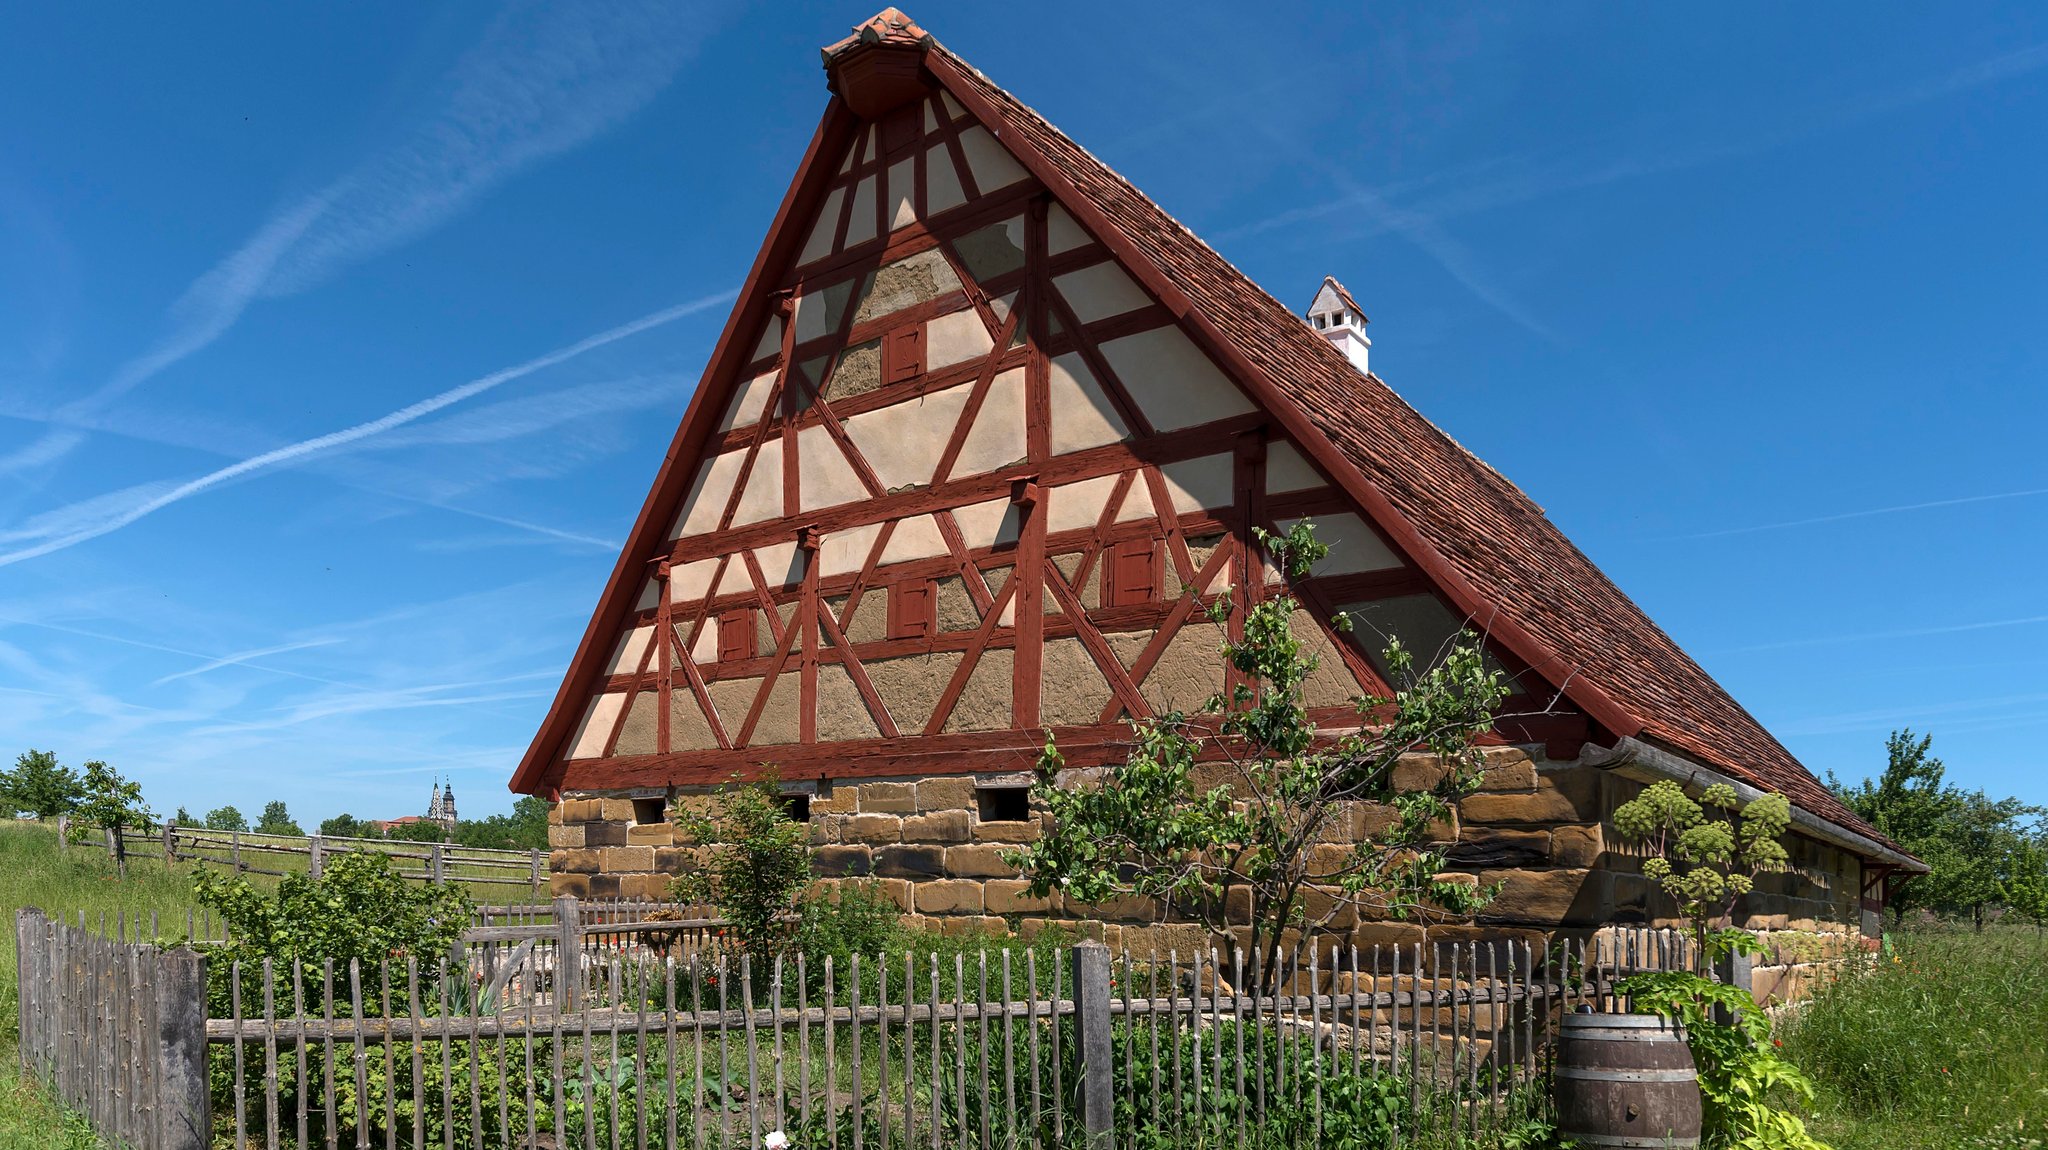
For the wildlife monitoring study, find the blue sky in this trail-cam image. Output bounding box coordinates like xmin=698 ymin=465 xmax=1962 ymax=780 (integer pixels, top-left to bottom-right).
xmin=3 ymin=3 xmax=2044 ymax=824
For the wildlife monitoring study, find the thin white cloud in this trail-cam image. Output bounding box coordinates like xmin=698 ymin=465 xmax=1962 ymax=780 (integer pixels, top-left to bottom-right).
xmin=1675 ymin=487 xmax=2048 ymax=540
xmin=1708 ymin=614 xmax=2048 ymax=655
xmin=149 ymin=638 xmax=344 ymax=688
xmin=0 ymin=288 xmax=735 ymax=569
xmin=9 ymin=0 xmax=708 ymax=474
xmin=1217 ymin=39 xmax=2048 ymax=295
xmin=409 ymin=503 xmax=620 ymax=550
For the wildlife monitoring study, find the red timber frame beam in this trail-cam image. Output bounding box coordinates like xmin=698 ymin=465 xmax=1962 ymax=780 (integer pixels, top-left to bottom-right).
xmin=922 ymin=51 xmax=1643 ymax=749
xmin=509 ymin=98 xmax=862 ymax=796
xmin=520 ymin=71 xmax=1599 ymax=796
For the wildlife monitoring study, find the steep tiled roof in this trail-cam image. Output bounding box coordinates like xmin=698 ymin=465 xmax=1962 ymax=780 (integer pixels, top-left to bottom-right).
xmin=929 ymin=46 xmax=1896 ymax=852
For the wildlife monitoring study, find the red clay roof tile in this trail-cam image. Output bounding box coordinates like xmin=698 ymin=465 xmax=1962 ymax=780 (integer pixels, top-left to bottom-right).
xmin=927 ymin=41 xmax=1896 ymax=853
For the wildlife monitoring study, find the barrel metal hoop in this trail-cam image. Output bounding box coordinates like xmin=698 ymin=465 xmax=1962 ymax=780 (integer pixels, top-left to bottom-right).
xmin=1556 ymin=1066 xmax=1699 ymax=1083
xmin=1563 ymin=1025 xmax=1687 ymax=1041
xmin=1567 ymin=1134 xmax=1701 ymax=1149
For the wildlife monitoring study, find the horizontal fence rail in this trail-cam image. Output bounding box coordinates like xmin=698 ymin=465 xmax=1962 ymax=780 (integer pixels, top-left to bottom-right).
xmin=16 ymin=903 xmax=1699 ymax=1150
xmin=76 ymin=820 xmax=550 ymax=894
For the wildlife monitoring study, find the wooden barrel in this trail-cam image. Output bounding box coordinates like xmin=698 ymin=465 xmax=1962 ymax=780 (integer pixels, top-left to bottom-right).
xmin=1555 ymin=1012 xmax=1702 ymax=1148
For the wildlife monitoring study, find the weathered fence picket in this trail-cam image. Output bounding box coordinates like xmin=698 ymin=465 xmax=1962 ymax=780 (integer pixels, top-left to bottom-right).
xmin=17 ymin=905 xmax=1702 ymax=1149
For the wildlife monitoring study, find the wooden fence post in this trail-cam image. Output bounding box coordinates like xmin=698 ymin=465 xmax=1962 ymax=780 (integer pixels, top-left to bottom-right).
xmin=155 ymin=947 xmax=211 ymax=1150
xmin=55 ymin=814 xmax=68 ymax=851
xmin=1072 ymin=939 xmax=1114 ymax=1148
xmin=162 ymin=823 xmax=177 ymax=864
xmin=431 ymin=843 xmax=445 ymax=884
xmin=231 ymin=829 xmax=241 ymax=872
xmin=529 ymin=849 xmax=542 ymax=895
xmin=309 ymin=834 xmax=323 ymax=879
xmin=14 ymin=909 xmax=39 ymax=1075
xmin=553 ymin=895 xmax=582 ymax=1011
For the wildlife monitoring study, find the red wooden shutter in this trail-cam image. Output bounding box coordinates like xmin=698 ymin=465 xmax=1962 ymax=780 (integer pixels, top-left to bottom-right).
xmin=1105 ymin=540 xmax=1158 ymax=607
xmin=883 ymin=324 xmax=924 ymax=384
xmin=718 ymin=610 xmax=755 ymax=662
xmin=887 ymin=580 xmax=935 ymax=640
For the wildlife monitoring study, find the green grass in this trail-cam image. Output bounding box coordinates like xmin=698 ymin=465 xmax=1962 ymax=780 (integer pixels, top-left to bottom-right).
xmin=1 ymin=819 xmax=237 ymax=1150
xmin=1780 ymin=926 xmax=2048 ymax=1150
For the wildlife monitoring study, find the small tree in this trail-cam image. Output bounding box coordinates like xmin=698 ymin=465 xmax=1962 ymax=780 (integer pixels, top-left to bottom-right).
xmin=1007 ymin=522 xmax=1508 ymax=992
xmin=2 ymin=749 xmax=85 ymax=819
xmin=256 ymin=799 xmax=303 ymax=836
xmin=1612 ymin=779 xmax=1792 ymax=964
xmin=73 ymin=760 xmax=154 ymax=875
xmin=173 ymin=805 xmax=194 ymax=826
xmin=670 ymin=776 xmax=812 ymax=958
xmin=319 ymin=812 xmax=365 ymax=838
xmin=1613 ymin=781 xmax=1823 ymax=1149
xmin=205 ymin=805 xmax=249 ymax=832
xmin=2007 ymin=833 xmax=2048 ymax=937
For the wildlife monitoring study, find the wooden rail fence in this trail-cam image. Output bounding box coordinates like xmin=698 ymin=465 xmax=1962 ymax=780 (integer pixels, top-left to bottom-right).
xmin=15 ymin=903 xmax=1704 ymax=1150
xmin=73 ymin=820 xmax=550 ymax=895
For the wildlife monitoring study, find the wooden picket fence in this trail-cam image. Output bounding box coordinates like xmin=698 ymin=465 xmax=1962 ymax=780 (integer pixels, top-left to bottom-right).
xmin=76 ymin=820 xmax=550 ymax=895
xmin=15 ymin=904 xmax=1700 ymax=1150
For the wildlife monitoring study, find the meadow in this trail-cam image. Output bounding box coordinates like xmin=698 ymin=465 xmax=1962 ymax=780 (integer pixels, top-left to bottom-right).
xmin=1781 ymin=926 xmax=2048 ymax=1150
xmin=7 ymin=817 xmax=2047 ymax=1149
xmin=1 ymin=819 xmax=229 ymax=1149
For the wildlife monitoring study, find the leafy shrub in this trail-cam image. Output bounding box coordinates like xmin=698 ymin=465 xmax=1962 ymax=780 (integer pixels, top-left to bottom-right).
xmin=1620 ymin=936 xmax=1827 ymax=1150
xmin=671 ymin=775 xmax=811 ymax=957
xmin=796 ymin=879 xmax=905 ymax=979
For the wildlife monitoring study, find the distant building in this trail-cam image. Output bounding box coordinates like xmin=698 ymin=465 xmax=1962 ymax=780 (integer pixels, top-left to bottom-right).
xmin=369 ymin=779 xmax=459 ymax=837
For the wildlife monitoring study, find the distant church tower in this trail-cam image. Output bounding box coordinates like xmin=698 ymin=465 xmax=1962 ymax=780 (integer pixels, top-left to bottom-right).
xmin=425 ymin=778 xmax=459 ymax=834
xmin=1305 ymin=276 xmax=1371 ymax=375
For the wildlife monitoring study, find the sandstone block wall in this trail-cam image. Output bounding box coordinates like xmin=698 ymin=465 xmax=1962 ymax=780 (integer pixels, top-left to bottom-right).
xmin=547 ymin=743 xmax=1869 ymax=992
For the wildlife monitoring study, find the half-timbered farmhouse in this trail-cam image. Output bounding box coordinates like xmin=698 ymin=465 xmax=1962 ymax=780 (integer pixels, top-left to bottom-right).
xmin=511 ymin=10 xmax=1922 ymax=997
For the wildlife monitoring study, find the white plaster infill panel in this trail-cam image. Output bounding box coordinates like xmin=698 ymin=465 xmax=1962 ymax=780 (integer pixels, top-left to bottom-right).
xmin=568 ymin=692 xmax=627 ymax=759
xmin=1159 ymin=454 xmax=1234 ymax=514
xmin=1265 ymin=440 xmax=1324 ymax=493
xmin=1046 ymin=203 xmax=1090 ymax=255
xmin=1277 ymin=512 xmax=1400 ymax=574
xmin=689 ymin=621 xmax=717 ymax=664
xmin=730 ymin=439 xmax=784 ymax=527
xmin=887 ymin=156 xmax=917 ymax=231
xmin=669 ymin=556 xmax=724 ymax=603
xmin=926 ymin=309 xmax=995 ymax=370
xmin=819 ymin=522 xmax=883 ymax=579
xmin=794 ymin=279 xmax=855 ymax=345
xmin=953 ymin=368 xmax=1027 ymax=478
xmin=1045 ymin=473 xmax=1123 ymax=534
xmin=754 ymin=540 xmax=806 ymax=589
xmin=607 ymin=625 xmax=654 ymax=676
xmin=673 ymin=449 xmax=747 ymax=538
xmin=925 ymin=143 xmax=966 ymax=214
xmin=844 ymin=381 xmax=976 ymax=491
xmin=1098 ymin=326 xmax=1255 ymax=431
xmin=751 ymin=315 xmax=783 ymax=363
xmin=880 ymin=514 xmax=949 ymax=564
xmin=1047 ymin=353 xmax=1130 ymax=455
xmin=1053 ymin=261 xmax=1152 ymax=325
xmin=799 ymin=188 xmax=844 ymax=265
xmin=954 ymin=495 xmax=1022 ymax=551
xmin=844 ymin=175 xmax=878 ymax=247
xmin=958 ymin=125 xmax=1029 ymax=191
xmin=797 ymin=424 xmax=867 ymax=512
xmin=721 ymin=371 xmax=778 ymax=432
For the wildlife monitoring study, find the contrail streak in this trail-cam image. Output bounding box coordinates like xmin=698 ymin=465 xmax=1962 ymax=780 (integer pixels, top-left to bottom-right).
xmin=0 ymin=289 xmax=735 ymax=569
